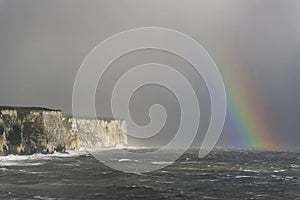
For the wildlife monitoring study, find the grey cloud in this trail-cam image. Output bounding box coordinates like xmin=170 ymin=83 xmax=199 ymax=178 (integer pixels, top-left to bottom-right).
xmin=0 ymin=0 xmax=299 ymax=148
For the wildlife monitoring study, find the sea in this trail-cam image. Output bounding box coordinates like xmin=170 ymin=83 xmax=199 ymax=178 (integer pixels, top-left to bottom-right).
xmin=0 ymin=148 xmax=299 ymax=200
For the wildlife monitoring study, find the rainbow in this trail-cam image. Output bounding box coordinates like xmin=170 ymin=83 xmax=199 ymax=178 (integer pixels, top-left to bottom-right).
xmin=215 ymin=36 xmax=278 ymax=149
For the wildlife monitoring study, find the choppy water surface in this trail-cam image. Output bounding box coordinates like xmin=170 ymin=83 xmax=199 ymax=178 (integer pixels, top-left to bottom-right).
xmin=0 ymin=149 xmax=299 ymax=199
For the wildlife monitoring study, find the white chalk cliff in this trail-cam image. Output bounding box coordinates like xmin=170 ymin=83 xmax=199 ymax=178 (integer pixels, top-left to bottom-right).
xmin=0 ymin=106 xmax=127 ymax=155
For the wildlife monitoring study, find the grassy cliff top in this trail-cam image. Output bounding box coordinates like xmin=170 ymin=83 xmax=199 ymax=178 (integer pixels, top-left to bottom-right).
xmin=0 ymin=105 xmax=61 ymax=112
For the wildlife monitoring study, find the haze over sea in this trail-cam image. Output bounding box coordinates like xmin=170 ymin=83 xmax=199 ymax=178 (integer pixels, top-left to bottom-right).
xmin=0 ymin=148 xmax=299 ymax=200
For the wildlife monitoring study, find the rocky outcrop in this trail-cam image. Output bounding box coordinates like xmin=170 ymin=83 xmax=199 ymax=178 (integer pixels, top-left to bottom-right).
xmin=0 ymin=106 xmax=127 ymax=155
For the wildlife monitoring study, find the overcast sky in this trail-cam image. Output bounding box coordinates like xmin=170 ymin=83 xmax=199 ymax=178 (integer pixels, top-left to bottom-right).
xmin=0 ymin=0 xmax=299 ymax=148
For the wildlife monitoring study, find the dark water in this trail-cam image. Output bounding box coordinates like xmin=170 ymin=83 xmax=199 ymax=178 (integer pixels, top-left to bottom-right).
xmin=0 ymin=149 xmax=299 ymax=200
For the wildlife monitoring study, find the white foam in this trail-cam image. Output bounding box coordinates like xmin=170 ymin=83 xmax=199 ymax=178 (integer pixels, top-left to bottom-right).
xmin=151 ymin=161 xmax=173 ymax=165
xmin=0 ymin=162 xmax=44 ymax=167
xmin=118 ymin=158 xmax=142 ymax=163
xmin=0 ymin=150 xmax=89 ymax=167
xmin=180 ymin=161 xmax=197 ymax=164
xmin=235 ymin=175 xmax=252 ymax=178
xmin=118 ymin=158 xmax=132 ymax=162
xmin=0 ymin=167 xmax=10 ymax=171
xmin=291 ymin=164 xmax=300 ymax=168
xmin=273 ymin=169 xmax=286 ymax=173
xmin=34 ymin=196 xmax=56 ymax=200
xmin=242 ymin=169 xmax=260 ymax=173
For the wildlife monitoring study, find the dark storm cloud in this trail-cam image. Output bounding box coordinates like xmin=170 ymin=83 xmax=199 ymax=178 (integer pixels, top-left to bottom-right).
xmin=0 ymin=0 xmax=299 ymax=148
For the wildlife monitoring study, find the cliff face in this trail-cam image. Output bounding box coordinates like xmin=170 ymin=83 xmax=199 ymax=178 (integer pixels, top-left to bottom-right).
xmin=62 ymin=117 xmax=127 ymax=149
xmin=0 ymin=106 xmax=127 ymax=155
xmin=0 ymin=107 xmax=62 ymax=155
